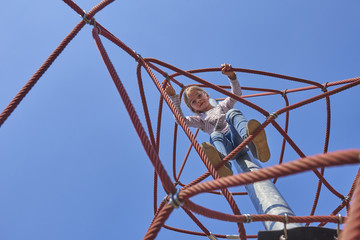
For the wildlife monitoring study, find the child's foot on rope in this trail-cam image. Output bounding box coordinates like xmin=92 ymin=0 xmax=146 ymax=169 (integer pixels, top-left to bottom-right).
xmin=246 ymin=119 xmax=271 ymax=163
xmin=200 ymin=142 xmax=233 ymax=178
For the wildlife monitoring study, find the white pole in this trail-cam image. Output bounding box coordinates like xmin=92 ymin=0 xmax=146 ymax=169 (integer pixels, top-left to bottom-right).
xmin=232 ymin=151 xmax=302 ymax=230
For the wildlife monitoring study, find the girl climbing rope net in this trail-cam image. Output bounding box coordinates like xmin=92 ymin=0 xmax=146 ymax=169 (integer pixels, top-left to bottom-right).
xmin=164 ymin=63 xmax=270 ymax=176
xmin=1 ymin=1 xmax=359 ymax=240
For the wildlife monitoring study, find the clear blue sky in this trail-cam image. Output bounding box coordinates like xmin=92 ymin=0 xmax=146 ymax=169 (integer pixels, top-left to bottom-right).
xmin=1 ymin=1 xmax=359 ymax=239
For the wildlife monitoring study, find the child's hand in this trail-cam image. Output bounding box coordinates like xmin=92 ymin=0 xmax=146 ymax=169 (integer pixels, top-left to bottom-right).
xmin=165 ymin=83 xmax=176 ymax=96
xmin=221 ymin=63 xmax=236 ymax=80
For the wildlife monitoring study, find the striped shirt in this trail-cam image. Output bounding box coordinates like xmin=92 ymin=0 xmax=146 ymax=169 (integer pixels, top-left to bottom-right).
xmin=169 ymin=78 xmax=242 ymax=135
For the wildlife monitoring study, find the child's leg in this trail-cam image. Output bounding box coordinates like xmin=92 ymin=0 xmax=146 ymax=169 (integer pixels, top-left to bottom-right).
xmin=210 ymin=131 xmax=234 ymax=156
xmin=201 ymin=131 xmax=235 ymax=178
xmin=225 ymin=109 xmax=248 ymax=139
xmin=225 ymin=109 xmax=249 ymax=156
xmin=225 ymin=109 xmax=270 ymax=162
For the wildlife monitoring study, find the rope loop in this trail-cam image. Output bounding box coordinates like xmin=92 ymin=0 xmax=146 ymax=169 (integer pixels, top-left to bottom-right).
xmin=167 ymin=188 xmax=183 ymax=209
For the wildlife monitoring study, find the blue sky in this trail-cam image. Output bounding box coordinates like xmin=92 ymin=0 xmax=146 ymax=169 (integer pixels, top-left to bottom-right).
xmin=1 ymin=1 xmax=359 ymax=239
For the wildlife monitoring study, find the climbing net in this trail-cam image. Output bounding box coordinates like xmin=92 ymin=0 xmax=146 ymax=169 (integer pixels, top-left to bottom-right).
xmin=1 ymin=1 xmax=359 ymax=239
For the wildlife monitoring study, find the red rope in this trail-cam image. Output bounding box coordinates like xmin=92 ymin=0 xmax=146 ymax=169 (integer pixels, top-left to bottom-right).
xmin=339 ymin=176 xmax=360 ymax=240
xmin=180 ymin=150 xmax=360 ymax=200
xmin=92 ymin=27 xmax=176 ymax=195
xmin=271 ymin=120 xmax=345 ymax=199
xmin=2 ymin=2 xmax=359 ymax=238
xmin=0 ymin=0 xmax=116 ymax=128
xmin=163 ymin=224 xmax=259 ymax=239
xmin=0 ymin=21 xmax=85 ymax=127
xmin=184 ymin=199 xmax=349 ymax=224
xmin=143 ymin=203 xmax=174 ymax=240
xmin=308 ymin=87 xmax=332 ymax=222
xmin=63 ymin=0 xmax=114 ymax=22
xmin=182 ymin=207 xmax=211 ymax=236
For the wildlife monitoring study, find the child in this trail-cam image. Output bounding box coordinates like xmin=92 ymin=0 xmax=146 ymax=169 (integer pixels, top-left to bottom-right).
xmin=165 ymin=64 xmax=270 ymax=177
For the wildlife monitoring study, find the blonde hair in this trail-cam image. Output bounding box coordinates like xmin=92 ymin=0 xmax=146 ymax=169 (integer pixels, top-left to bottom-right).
xmin=183 ymin=86 xmax=208 ymax=113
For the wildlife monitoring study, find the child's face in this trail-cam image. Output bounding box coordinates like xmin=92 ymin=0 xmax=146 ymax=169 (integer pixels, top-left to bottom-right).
xmin=187 ymin=90 xmax=213 ymax=113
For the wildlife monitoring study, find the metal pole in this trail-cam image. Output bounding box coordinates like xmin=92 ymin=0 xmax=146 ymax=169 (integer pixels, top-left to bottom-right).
xmin=232 ymin=151 xmax=302 ymax=230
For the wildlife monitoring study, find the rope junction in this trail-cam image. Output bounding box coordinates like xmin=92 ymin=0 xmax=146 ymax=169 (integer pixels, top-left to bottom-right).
xmin=1 ymin=1 xmax=360 ymax=239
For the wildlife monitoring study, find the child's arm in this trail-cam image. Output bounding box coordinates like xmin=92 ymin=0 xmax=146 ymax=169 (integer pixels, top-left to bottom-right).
xmin=221 ymin=63 xmax=241 ymax=95
xmin=219 ymin=63 xmax=242 ymax=109
xmin=221 ymin=63 xmax=236 ymax=80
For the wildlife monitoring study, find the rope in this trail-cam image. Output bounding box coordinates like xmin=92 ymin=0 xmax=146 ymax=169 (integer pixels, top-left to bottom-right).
xmin=339 ymin=176 xmax=360 ymax=240
xmin=179 ymin=150 xmax=360 ymax=200
xmin=0 ymin=21 xmax=85 ymax=127
xmin=1 ymin=1 xmax=359 ymax=239
xmin=183 ymin=199 xmax=349 ymax=225
xmin=92 ymin=27 xmax=176 ymax=196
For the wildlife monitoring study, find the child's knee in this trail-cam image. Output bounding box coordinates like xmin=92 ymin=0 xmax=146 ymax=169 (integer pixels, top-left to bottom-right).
xmin=210 ymin=131 xmax=224 ymax=142
xmin=225 ymin=109 xmax=243 ymax=122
